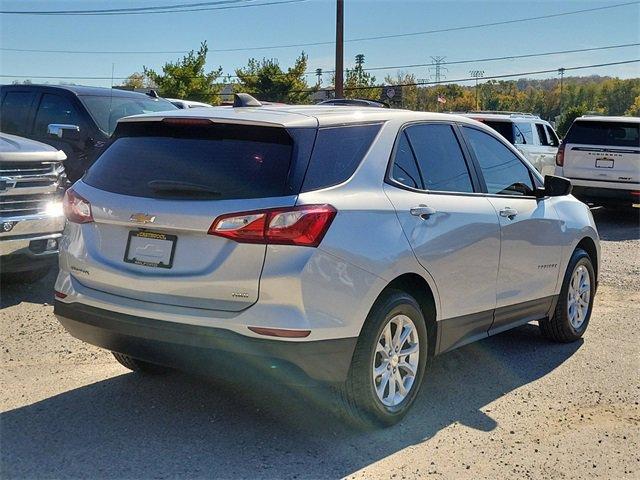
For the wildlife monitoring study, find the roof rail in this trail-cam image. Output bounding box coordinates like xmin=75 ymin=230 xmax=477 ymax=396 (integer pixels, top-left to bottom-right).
xmin=470 ymin=110 xmax=540 ymax=118
xmin=233 ymin=93 xmax=262 ymax=107
xmin=318 ymin=98 xmax=390 ymax=108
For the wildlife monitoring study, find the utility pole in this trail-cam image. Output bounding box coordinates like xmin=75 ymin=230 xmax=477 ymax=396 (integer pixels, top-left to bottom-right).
xmin=469 ymin=70 xmax=484 ymax=110
xmin=558 ymin=67 xmax=565 ymax=115
xmin=315 ymin=68 xmax=323 ymax=87
xmin=335 ymin=0 xmax=344 ymax=99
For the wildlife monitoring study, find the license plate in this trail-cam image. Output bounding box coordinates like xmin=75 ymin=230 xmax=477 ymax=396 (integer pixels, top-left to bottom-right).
xmin=595 ymin=158 xmax=614 ymax=168
xmin=124 ymin=230 xmax=177 ymax=269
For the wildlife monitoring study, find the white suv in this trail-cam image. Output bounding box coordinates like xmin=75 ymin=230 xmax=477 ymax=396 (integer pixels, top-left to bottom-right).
xmin=555 ymin=115 xmax=640 ymax=208
xmin=54 ymin=97 xmax=600 ymax=426
xmin=463 ymin=112 xmax=560 ymax=176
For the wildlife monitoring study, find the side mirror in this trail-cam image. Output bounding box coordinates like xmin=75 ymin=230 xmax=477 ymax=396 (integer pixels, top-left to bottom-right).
xmin=48 ymin=124 xmax=80 ymax=139
xmin=536 ymin=175 xmax=572 ymax=198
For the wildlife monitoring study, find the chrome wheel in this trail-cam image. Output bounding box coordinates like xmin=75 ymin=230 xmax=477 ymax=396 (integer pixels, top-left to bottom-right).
xmin=567 ymin=264 xmax=591 ymax=329
xmin=372 ymin=314 xmax=420 ymax=407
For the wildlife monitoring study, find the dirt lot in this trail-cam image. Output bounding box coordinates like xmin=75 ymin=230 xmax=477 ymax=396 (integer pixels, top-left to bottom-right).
xmin=1 ymin=208 xmax=639 ymax=480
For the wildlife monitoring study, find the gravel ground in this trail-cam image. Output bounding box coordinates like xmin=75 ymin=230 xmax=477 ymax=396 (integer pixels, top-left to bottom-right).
xmin=1 ymin=207 xmax=639 ymax=480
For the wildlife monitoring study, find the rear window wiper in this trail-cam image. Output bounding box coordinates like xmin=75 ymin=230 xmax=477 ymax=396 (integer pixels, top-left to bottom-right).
xmin=147 ymin=180 xmax=222 ymax=196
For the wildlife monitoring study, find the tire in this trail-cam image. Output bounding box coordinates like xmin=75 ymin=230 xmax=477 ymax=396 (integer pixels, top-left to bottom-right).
xmin=111 ymin=352 xmax=169 ymax=374
xmin=337 ymin=289 xmax=429 ymax=427
xmin=540 ymin=248 xmax=595 ymax=343
xmin=1 ymin=266 xmax=51 ymax=285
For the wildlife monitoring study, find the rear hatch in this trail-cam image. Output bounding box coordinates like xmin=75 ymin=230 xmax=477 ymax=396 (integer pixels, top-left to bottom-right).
xmin=71 ymin=118 xmax=315 ymax=312
xmin=562 ymin=119 xmax=640 ymax=183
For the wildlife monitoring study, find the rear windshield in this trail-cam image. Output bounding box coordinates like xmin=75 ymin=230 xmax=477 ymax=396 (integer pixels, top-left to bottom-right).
xmin=79 ymin=95 xmax=177 ymax=135
xmin=84 ymin=123 xmax=296 ymax=200
xmin=482 ymin=121 xmax=514 ymax=143
xmin=565 ymin=120 xmax=640 ymax=148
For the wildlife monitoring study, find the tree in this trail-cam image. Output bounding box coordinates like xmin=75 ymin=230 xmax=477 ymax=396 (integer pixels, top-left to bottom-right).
xmin=143 ymin=41 xmax=223 ymax=104
xmin=625 ymin=95 xmax=640 ymax=116
xmin=234 ymin=52 xmax=311 ymax=104
xmin=556 ymin=105 xmax=587 ymax=138
xmin=122 ymin=72 xmax=152 ymax=89
xmin=343 ymin=54 xmax=380 ymax=100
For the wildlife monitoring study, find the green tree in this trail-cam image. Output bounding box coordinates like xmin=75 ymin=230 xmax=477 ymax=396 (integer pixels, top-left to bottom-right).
xmin=122 ymin=72 xmax=152 ymax=89
xmin=234 ymin=52 xmax=311 ymax=103
xmin=556 ymin=105 xmax=588 ymax=138
xmin=625 ymin=95 xmax=640 ymax=116
xmin=143 ymin=41 xmax=223 ymax=104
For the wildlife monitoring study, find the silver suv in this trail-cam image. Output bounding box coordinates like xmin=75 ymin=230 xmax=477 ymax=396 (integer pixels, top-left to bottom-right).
xmin=54 ymin=99 xmax=600 ymax=426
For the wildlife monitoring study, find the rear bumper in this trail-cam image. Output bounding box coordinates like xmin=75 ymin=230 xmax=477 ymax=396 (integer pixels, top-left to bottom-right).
xmin=54 ymin=301 xmax=357 ymax=383
xmin=571 ymin=185 xmax=640 ymax=205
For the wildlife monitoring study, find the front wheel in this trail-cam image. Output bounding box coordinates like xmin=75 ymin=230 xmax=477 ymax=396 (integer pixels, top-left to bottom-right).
xmin=337 ymin=290 xmax=429 ymax=427
xmin=540 ymin=248 xmax=595 ymax=342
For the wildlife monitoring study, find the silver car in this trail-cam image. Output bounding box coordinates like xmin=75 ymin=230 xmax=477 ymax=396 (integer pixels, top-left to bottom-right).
xmin=54 ymin=97 xmax=600 ymax=426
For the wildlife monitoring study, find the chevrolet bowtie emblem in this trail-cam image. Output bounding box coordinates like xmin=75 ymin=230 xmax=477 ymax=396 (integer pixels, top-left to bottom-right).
xmin=130 ymin=213 xmax=156 ymax=224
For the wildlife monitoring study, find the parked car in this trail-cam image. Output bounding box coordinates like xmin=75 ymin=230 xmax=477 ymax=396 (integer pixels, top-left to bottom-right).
xmin=0 ymin=133 xmax=66 ymax=283
xmin=555 ymin=115 xmax=640 ymax=208
xmin=0 ymin=85 xmax=177 ymax=182
xmin=462 ymin=112 xmax=560 ymax=176
xmin=165 ymin=98 xmax=213 ymax=109
xmin=53 ymin=96 xmax=600 ymax=426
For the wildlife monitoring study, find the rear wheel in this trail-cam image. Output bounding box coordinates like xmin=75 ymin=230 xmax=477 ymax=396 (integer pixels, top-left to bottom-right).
xmin=540 ymin=248 xmax=595 ymax=342
xmin=112 ymin=352 xmax=169 ymax=374
xmin=337 ymin=290 xmax=429 ymax=427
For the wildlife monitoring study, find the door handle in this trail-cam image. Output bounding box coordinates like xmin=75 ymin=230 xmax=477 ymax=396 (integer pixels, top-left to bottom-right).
xmin=499 ymin=207 xmax=518 ymax=219
xmin=410 ymin=205 xmax=437 ymax=218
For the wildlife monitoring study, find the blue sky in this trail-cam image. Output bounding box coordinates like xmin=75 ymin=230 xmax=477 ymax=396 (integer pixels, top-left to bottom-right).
xmin=1 ymin=0 xmax=639 ymax=88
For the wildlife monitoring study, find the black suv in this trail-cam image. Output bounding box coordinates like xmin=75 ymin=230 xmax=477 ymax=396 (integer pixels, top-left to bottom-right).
xmin=0 ymin=85 xmax=176 ymax=182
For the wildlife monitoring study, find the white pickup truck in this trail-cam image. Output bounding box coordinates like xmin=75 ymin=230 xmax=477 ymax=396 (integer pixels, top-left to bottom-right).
xmin=555 ymin=116 xmax=640 ymax=208
xmin=0 ymin=133 xmax=67 ymax=283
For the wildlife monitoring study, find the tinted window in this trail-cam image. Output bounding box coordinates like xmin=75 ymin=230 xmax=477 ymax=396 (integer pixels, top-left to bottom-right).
xmin=483 ymin=120 xmax=514 ymax=143
xmin=79 ymin=95 xmax=176 ymax=135
xmin=404 ymin=124 xmax=473 ymax=193
xmin=1 ymin=91 xmax=36 ymax=136
xmin=545 ymin=125 xmax=560 ymax=147
xmin=33 ymin=94 xmax=82 ymax=135
xmin=535 ymin=123 xmax=549 ymax=146
xmin=514 ymin=122 xmax=534 ymax=145
xmin=85 ymin=123 xmax=294 ymax=200
xmin=301 ymin=124 xmax=381 ymax=192
xmin=463 ymin=127 xmax=535 ymax=196
xmin=565 ymin=120 xmax=639 ymax=148
xmin=391 ymin=132 xmax=422 ymax=189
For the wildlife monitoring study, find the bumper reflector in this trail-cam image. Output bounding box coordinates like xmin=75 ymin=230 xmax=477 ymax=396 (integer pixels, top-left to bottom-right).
xmin=248 ymin=326 xmax=311 ymax=338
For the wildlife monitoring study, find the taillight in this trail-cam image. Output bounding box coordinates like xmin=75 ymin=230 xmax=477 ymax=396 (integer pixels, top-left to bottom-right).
xmin=209 ymin=204 xmax=336 ymax=247
xmin=556 ymin=142 xmax=566 ymax=167
xmin=63 ymin=188 xmax=94 ymax=224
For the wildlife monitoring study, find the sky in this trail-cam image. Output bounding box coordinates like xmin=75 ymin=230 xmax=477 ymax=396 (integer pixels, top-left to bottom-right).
xmin=1 ymin=0 xmax=639 ymax=89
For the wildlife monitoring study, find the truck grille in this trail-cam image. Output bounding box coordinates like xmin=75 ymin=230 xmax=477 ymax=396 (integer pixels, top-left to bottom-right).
xmin=0 ymin=161 xmax=65 ymax=218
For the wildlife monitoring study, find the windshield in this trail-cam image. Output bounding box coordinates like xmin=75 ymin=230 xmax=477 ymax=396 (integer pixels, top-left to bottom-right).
xmin=79 ymin=95 xmax=177 ymax=135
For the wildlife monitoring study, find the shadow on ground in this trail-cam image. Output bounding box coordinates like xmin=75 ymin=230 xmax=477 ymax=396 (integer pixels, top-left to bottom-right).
xmin=1 ymin=324 xmax=581 ymax=479
xmin=0 ymin=268 xmax=57 ymax=309
xmin=591 ymin=207 xmax=639 ymax=241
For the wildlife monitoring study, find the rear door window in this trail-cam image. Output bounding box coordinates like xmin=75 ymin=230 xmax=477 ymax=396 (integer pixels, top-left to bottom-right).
xmin=391 ymin=132 xmax=422 ymax=189
xmin=463 ymin=126 xmax=536 ymax=196
xmin=404 ymin=123 xmax=474 ymax=193
xmin=565 ymin=121 xmax=640 ymax=147
xmin=514 ymin=122 xmax=534 ymax=145
xmin=84 ymin=123 xmax=296 ymax=200
xmin=301 ymin=123 xmax=381 ymax=192
xmin=1 ymin=91 xmax=36 ymax=136
xmin=33 ymin=94 xmax=83 ymax=135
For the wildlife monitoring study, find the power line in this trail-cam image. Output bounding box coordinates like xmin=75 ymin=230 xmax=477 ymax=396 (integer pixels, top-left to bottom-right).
xmin=2 ymin=42 xmax=637 ymax=80
xmin=3 ymin=60 xmax=638 ymax=94
xmin=1 ymin=2 xmax=636 ymax=49
xmin=0 ymin=0 xmax=307 ymax=16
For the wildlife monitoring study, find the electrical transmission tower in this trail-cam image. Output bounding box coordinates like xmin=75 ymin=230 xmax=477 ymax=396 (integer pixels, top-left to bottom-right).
xmin=315 ymin=68 xmax=323 ymax=86
xmin=429 ymin=56 xmax=447 ymax=83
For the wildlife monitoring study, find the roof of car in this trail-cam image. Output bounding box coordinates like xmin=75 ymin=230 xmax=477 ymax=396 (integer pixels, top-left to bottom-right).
xmin=119 ymin=104 xmax=486 ymax=128
xmin=1 ymin=84 xmax=155 ymax=98
xmin=576 ymin=115 xmax=640 ymax=123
